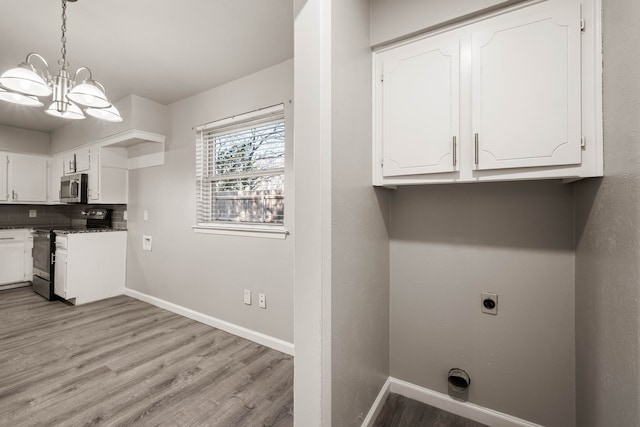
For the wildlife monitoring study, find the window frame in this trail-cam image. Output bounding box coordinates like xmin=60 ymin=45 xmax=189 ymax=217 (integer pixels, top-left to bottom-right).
xmin=193 ymin=104 xmax=289 ymax=239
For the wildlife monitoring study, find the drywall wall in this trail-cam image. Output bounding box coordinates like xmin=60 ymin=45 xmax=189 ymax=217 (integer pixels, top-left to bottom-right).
xmin=369 ymin=0 xmax=525 ymax=45
xmin=0 ymin=124 xmax=49 ymax=154
xmin=574 ymin=0 xmax=640 ymax=425
xmin=126 ymin=60 xmax=294 ymax=344
xmin=330 ymin=0 xmax=390 ymax=426
xmin=389 ymin=181 xmax=575 ymax=426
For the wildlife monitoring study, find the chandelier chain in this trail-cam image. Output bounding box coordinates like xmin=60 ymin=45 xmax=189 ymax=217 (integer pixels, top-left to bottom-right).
xmin=59 ymin=0 xmax=69 ymax=69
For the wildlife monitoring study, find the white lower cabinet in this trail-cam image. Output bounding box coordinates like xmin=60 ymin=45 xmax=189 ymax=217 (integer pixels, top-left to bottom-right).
xmin=373 ymin=0 xmax=602 ymax=186
xmin=54 ymin=231 xmax=127 ymax=305
xmin=0 ymin=229 xmax=33 ymax=286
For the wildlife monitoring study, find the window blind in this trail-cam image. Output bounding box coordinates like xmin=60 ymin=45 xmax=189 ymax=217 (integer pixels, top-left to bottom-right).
xmin=196 ymin=104 xmax=285 ymax=226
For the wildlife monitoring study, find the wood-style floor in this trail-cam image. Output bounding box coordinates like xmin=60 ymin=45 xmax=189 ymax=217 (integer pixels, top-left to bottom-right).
xmin=373 ymin=393 xmax=488 ymax=427
xmin=0 ymin=287 xmax=293 ymax=426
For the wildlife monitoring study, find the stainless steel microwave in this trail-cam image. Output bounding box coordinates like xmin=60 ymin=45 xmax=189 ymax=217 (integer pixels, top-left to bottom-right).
xmin=60 ymin=173 xmax=88 ymax=203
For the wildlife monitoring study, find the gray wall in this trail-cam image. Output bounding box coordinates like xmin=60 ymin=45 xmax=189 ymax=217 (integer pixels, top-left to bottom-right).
xmin=0 ymin=124 xmax=49 ymax=155
xmin=389 ymin=181 xmax=575 ymax=426
xmin=126 ymin=60 xmax=294 ymax=343
xmin=331 ymin=0 xmax=390 ymax=425
xmin=574 ymin=0 xmax=640 ymax=425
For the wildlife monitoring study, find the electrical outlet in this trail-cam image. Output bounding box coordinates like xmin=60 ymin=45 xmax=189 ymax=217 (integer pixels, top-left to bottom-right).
xmin=481 ymin=292 xmax=498 ymax=315
xmin=244 ymin=290 xmax=251 ymax=305
xmin=258 ymin=293 xmax=266 ymax=309
xmin=29 ymin=209 xmax=37 ymax=218
xmin=123 ymin=210 xmax=128 ymax=221
xmin=143 ymin=210 xmax=149 ymax=221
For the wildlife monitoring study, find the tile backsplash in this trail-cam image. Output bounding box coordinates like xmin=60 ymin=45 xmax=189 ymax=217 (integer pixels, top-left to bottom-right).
xmin=0 ymin=204 xmax=127 ymax=229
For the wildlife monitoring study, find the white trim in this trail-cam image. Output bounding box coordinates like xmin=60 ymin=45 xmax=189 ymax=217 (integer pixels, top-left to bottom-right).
xmin=124 ymin=288 xmax=295 ymax=356
xmin=192 ymin=224 xmax=289 ymax=239
xmin=362 ymin=377 xmax=543 ymax=427
xmin=195 ymin=103 xmax=285 ymax=132
xmin=361 ymin=377 xmax=391 ymax=427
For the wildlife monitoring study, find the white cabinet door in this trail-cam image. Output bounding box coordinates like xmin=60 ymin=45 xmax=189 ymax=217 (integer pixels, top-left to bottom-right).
xmin=49 ymin=156 xmax=64 ymax=203
xmin=75 ymin=147 xmax=91 ymax=172
xmin=380 ymin=34 xmax=460 ymax=177
xmin=0 ymin=240 xmax=25 ymax=285
xmin=9 ymin=154 xmax=48 ymax=202
xmin=63 ymin=147 xmax=91 ymax=175
xmin=62 ymin=152 xmax=76 ymax=175
xmin=88 ymin=149 xmax=100 ymax=201
xmin=54 ymin=249 xmax=67 ymax=299
xmin=0 ymin=153 xmax=8 ymax=202
xmin=471 ymin=0 xmax=582 ymax=170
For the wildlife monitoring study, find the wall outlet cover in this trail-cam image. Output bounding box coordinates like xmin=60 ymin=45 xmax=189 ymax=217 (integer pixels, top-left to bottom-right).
xmin=28 ymin=210 xmax=36 ymax=218
xmin=259 ymin=293 xmax=266 ymax=309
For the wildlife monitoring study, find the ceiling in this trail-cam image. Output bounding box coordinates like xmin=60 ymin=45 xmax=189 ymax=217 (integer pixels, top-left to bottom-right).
xmin=0 ymin=0 xmax=293 ymax=132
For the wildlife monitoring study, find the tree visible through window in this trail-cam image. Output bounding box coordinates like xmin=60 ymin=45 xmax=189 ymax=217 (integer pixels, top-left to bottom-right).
xmin=196 ymin=105 xmax=285 ymax=226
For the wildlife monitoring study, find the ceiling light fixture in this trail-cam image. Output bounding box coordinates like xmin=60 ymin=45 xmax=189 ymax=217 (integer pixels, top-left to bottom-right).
xmin=0 ymin=0 xmax=122 ymax=122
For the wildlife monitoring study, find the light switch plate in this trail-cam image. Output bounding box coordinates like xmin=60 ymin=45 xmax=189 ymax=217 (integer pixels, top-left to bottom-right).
xmin=29 ymin=209 xmax=37 ymax=218
xmin=244 ymin=290 xmax=251 ymax=305
xmin=142 ymin=235 xmax=152 ymax=251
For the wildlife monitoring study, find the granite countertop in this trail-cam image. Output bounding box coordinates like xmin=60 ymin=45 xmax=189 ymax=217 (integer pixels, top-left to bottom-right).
xmin=53 ymin=228 xmax=128 ymax=235
xmin=0 ymin=225 xmax=127 ymax=233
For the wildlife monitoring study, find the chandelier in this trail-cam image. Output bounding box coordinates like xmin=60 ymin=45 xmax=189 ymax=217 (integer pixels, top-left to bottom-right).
xmin=0 ymin=0 xmax=122 ymax=122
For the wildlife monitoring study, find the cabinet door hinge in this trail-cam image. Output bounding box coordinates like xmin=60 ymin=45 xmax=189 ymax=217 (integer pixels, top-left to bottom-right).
xmin=581 ymin=135 xmax=586 ymax=149
xmin=580 ymin=18 xmax=585 ymax=32
xmin=380 ymin=74 xmax=384 ymax=83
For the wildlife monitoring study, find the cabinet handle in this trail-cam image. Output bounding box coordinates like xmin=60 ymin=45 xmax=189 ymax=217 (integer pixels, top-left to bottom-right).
xmin=453 ymin=136 xmax=457 ymax=167
xmin=0 ymin=237 xmax=15 ymax=240
xmin=474 ymin=133 xmax=479 ymax=166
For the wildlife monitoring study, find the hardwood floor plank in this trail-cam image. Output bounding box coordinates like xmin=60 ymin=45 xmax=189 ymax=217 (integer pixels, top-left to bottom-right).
xmin=373 ymin=393 xmax=488 ymax=427
xmin=0 ymin=287 xmax=293 ymax=426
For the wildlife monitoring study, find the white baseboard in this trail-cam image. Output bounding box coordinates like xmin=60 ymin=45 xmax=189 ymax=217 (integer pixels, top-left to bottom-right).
xmin=362 ymin=377 xmax=542 ymax=427
xmin=361 ymin=377 xmax=391 ymax=427
xmin=124 ymin=288 xmax=295 ymax=356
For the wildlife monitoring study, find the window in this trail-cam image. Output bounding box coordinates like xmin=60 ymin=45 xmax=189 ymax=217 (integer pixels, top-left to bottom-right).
xmin=195 ymin=104 xmax=286 ymax=236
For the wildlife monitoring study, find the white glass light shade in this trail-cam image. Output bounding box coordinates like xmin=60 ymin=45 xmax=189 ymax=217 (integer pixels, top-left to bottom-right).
xmin=0 ymin=65 xmax=51 ymax=97
xmin=67 ymin=80 xmax=110 ymax=108
xmin=45 ymin=101 xmax=85 ymax=120
xmin=0 ymin=88 xmax=44 ymax=107
xmin=85 ymin=104 xmax=123 ymax=122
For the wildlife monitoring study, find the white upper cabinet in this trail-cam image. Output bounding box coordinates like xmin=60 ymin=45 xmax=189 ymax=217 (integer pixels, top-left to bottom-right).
xmin=380 ymin=34 xmax=460 ymax=177
xmin=471 ymin=0 xmax=581 ymax=171
xmin=0 ymin=154 xmax=7 ymax=202
xmin=48 ymin=155 xmax=64 ymax=203
xmin=63 ymin=146 xmax=91 ymax=175
xmin=373 ymin=0 xmax=602 ymax=186
xmin=5 ymin=154 xmax=48 ymax=203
